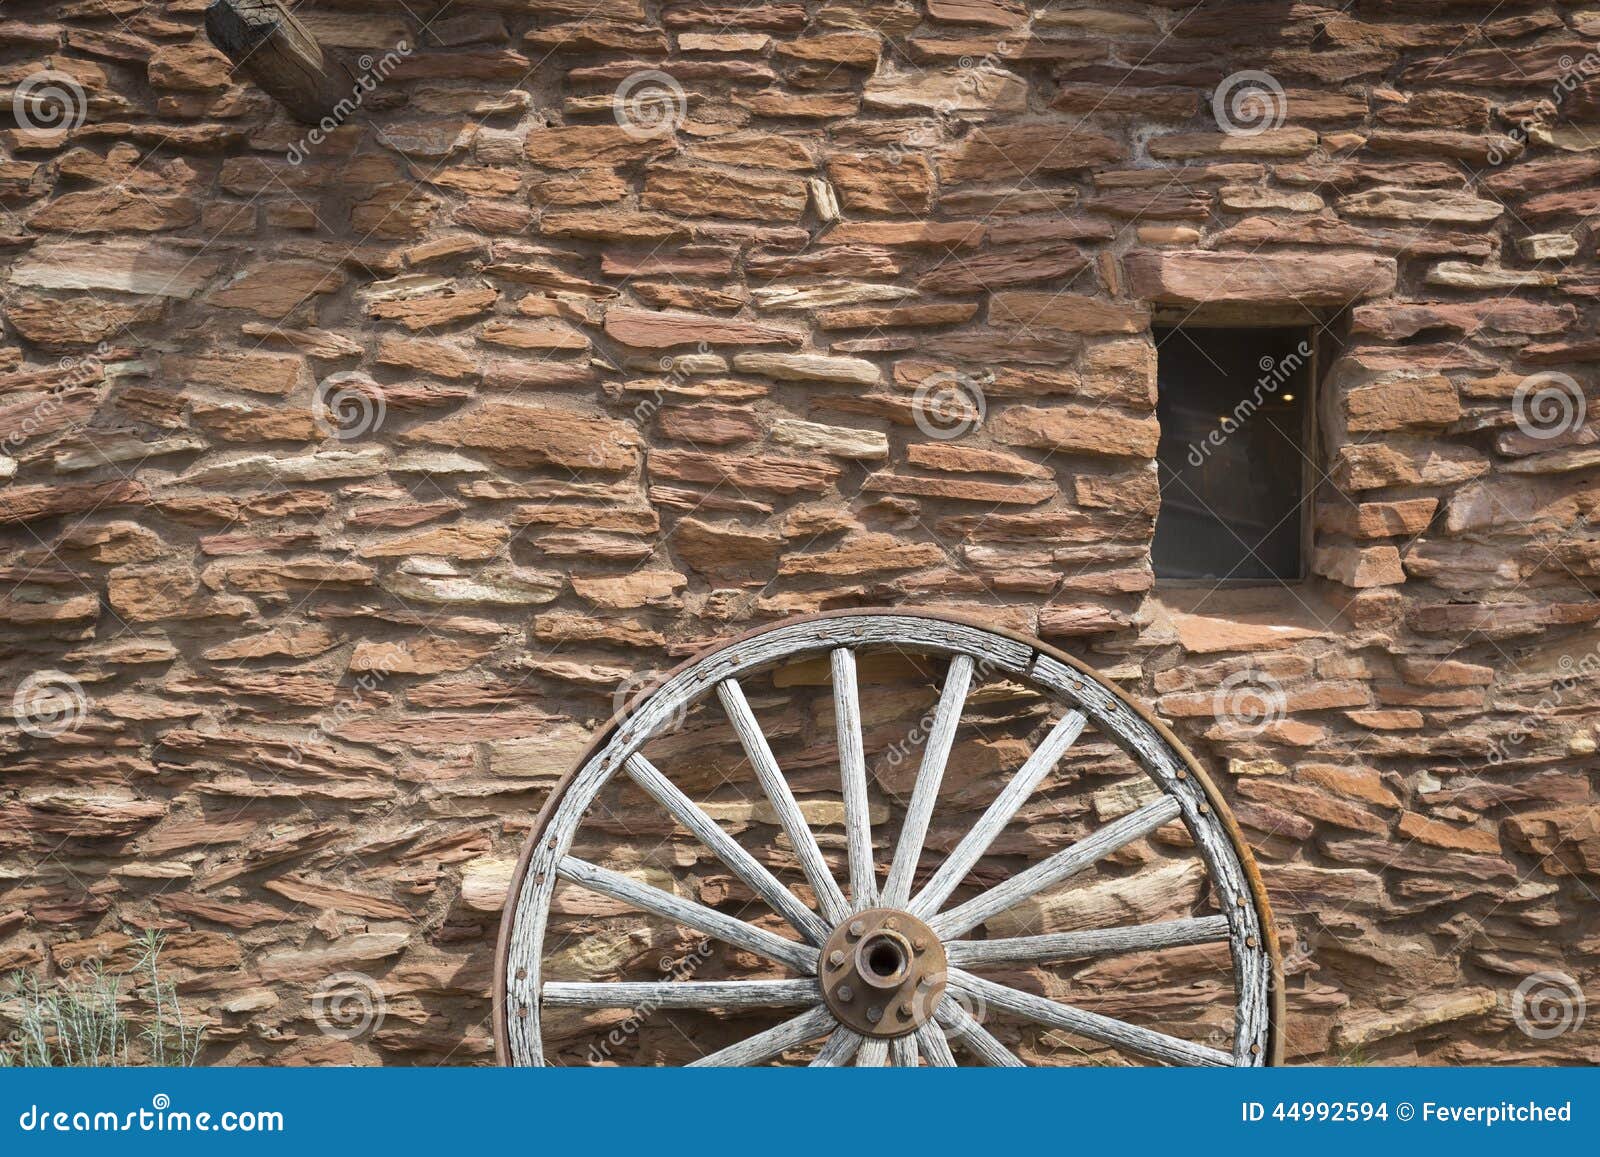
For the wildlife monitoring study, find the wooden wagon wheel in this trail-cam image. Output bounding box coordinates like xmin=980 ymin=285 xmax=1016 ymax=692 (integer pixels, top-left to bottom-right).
xmin=495 ymin=609 xmax=1284 ymax=1067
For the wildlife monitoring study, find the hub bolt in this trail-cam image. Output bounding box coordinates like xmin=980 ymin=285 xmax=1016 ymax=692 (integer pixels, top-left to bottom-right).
xmin=898 ymin=1003 xmax=913 ymax=1018
xmin=829 ymin=950 xmax=845 ymax=967
xmin=848 ymin=920 xmax=864 ymax=938
xmin=866 ymin=1006 xmax=882 ymax=1023
xmin=838 ymin=985 xmax=854 ymax=1002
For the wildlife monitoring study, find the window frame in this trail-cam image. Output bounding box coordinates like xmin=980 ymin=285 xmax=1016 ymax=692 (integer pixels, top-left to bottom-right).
xmin=1148 ymin=319 xmax=1323 ymax=588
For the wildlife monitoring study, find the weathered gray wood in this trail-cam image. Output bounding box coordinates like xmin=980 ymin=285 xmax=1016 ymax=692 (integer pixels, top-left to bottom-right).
xmin=932 ymin=795 xmax=1182 ymax=939
xmin=855 ymin=1039 xmax=890 ymax=1067
xmin=915 ymin=1022 xmax=958 ymax=1067
xmin=542 ymin=979 xmax=819 ymax=1009
xmin=809 ymin=1027 xmax=865 ymax=1066
xmin=719 ymin=678 xmax=851 ymax=925
xmin=557 ymin=857 xmax=818 ymax=974
xmin=507 ymin=616 xmax=1035 ymax=1066
xmin=831 ymin=647 xmax=877 ymax=909
xmin=625 ymin=754 xmax=829 ymax=944
xmin=936 ymin=999 xmax=1024 ymax=1067
xmin=946 ymin=915 xmax=1231 ymax=968
xmin=504 ymin=614 xmax=1273 ymax=1067
xmin=687 ymin=1005 xmax=836 ymax=1067
xmin=203 ymin=0 xmax=352 ymax=124
xmin=951 ymin=969 xmax=1232 ymax=1067
xmin=1027 ymin=652 xmax=1271 ymax=1065
xmin=882 ymin=654 xmax=974 ymax=907
xmin=890 ymin=1034 xmax=920 ymax=1068
xmin=911 ymin=709 xmax=1087 ymax=918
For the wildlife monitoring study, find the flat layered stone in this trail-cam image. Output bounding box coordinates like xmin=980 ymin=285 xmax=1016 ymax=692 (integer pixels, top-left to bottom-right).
xmin=1124 ymin=250 xmax=1397 ymax=305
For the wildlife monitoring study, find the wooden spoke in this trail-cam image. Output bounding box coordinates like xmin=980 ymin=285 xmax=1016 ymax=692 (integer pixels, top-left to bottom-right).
xmin=855 ymin=1039 xmax=890 ymax=1067
xmin=936 ymin=998 xmax=1024 ymax=1068
xmin=831 ymin=647 xmax=877 ymax=909
xmin=624 ymin=754 xmax=830 ymax=945
xmin=542 ymin=979 xmax=820 ymax=1009
xmin=915 ymin=1022 xmax=958 ymax=1067
xmin=951 ymin=969 xmax=1232 ymax=1067
xmin=890 ymin=1034 xmax=920 ymax=1068
xmin=911 ymin=709 xmax=1088 ymax=918
xmin=557 ymin=857 xmax=819 ymax=974
xmin=687 ymin=1005 xmax=835 ymax=1067
xmin=881 ymin=654 xmax=975 ymax=908
xmin=503 ymin=611 xmax=1280 ymax=1068
xmin=931 ymin=795 xmax=1182 ymax=939
xmin=810 ymin=1027 xmax=865 ymax=1066
xmin=718 ymin=678 xmax=851 ymax=926
xmin=946 ymin=915 xmax=1231 ymax=968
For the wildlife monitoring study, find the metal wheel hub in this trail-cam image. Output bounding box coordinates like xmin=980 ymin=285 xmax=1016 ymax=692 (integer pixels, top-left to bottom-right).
xmin=819 ymin=907 xmax=948 ymax=1038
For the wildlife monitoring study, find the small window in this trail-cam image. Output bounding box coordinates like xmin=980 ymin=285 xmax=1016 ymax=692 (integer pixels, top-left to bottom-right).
xmin=1153 ymin=327 xmax=1313 ymax=583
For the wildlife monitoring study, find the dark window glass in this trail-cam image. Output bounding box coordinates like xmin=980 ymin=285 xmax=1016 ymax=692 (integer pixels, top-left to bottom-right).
xmin=1153 ymin=327 xmax=1311 ymax=582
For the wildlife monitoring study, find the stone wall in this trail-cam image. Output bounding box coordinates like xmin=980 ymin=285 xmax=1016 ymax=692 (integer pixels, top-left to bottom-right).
xmin=0 ymin=0 xmax=1596 ymax=1064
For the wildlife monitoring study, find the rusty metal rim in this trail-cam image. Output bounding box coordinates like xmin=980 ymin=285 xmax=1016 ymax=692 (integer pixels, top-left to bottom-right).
xmin=493 ymin=606 xmax=1286 ymax=1066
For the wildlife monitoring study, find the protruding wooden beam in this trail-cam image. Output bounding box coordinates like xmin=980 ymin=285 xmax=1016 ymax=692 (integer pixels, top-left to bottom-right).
xmin=204 ymin=0 xmax=351 ymax=125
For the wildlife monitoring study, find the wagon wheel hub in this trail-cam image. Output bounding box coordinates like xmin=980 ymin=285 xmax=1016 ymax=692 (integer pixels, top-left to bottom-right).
xmin=819 ymin=907 xmax=948 ymax=1038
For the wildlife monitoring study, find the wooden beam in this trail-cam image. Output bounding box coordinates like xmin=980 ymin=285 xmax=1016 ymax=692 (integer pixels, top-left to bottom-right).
xmin=204 ymin=0 xmax=352 ymax=125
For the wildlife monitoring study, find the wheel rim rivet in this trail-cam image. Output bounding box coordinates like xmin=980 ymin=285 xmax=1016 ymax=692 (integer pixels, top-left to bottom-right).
xmin=829 ymin=950 xmax=845 ymax=967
